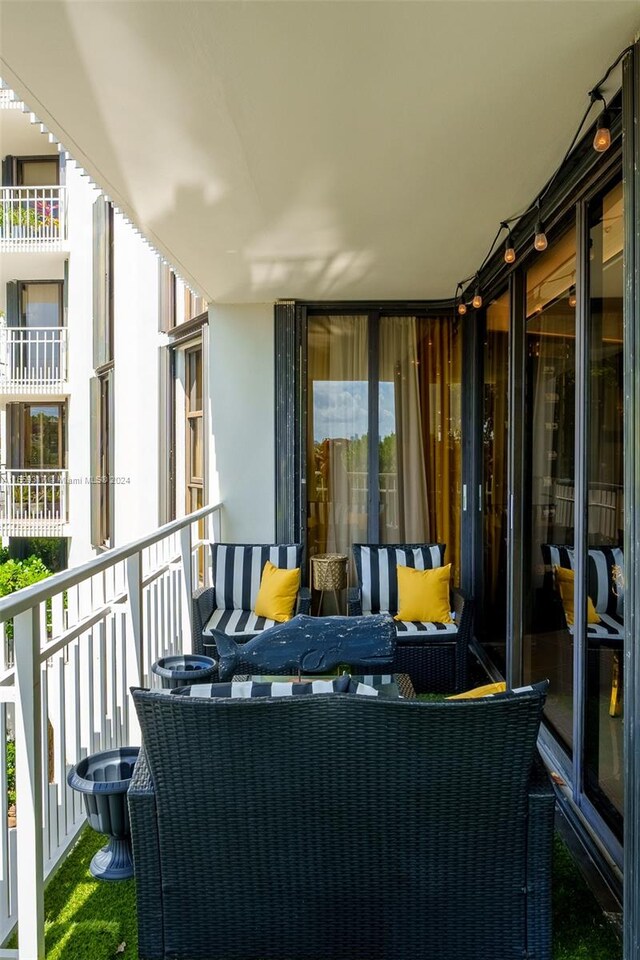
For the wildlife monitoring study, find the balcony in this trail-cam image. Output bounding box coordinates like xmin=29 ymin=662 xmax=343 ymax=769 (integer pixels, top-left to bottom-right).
xmin=0 ymin=187 xmax=66 ymax=250
xmin=0 ymin=470 xmax=69 ymax=536
xmin=0 ymin=503 xmax=219 ymax=955
xmin=0 ymin=328 xmax=68 ymax=395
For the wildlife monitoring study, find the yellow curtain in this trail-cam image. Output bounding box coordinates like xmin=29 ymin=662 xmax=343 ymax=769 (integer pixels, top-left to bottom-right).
xmin=418 ymin=318 xmax=462 ymax=584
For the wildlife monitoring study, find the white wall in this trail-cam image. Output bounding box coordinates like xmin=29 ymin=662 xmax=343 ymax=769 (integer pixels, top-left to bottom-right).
xmin=59 ymin=159 xmax=97 ymax=569
xmin=208 ymin=303 xmax=274 ymax=542
xmin=112 ymin=215 xmax=160 ymax=545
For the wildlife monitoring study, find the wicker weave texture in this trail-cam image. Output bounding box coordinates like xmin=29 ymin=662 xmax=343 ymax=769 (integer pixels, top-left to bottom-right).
xmin=311 ymin=554 xmax=348 ymax=591
xmin=131 ymin=690 xmax=552 ymax=960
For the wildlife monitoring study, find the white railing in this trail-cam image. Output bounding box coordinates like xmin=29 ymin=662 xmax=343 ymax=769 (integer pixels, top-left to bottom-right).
xmin=0 ymin=502 xmax=221 ymax=958
xmin=0 ymin=471 xmax=69 ymax=537
xmin=0 ymin=188 xmax=66 ymax=247
xmin=0 ymin=329 xmax=68 ymax=394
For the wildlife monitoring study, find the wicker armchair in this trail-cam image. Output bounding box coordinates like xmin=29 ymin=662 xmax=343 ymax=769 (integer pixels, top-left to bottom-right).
xmin=191 ymin=542 xmax=311 ymax=657
xmin=130 ymin=687 xmax=554 ymax=960
xmin=348 ymin=543 xmax=472 ymax=693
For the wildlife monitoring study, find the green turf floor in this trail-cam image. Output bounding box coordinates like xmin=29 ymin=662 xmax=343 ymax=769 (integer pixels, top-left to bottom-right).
xmin=13 ymin=826 xmax=620 ymax=959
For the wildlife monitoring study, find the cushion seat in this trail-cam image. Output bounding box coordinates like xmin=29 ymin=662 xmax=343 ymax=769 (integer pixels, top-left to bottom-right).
xmin=361 ymin=608 xmax=459 ymax=639
xmin=203 ymin=608 xmax=278 ymax=639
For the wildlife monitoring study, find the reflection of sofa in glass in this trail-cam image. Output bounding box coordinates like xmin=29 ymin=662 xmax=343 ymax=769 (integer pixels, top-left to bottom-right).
xmin=541 ymin=544 xmax=623 ymax=715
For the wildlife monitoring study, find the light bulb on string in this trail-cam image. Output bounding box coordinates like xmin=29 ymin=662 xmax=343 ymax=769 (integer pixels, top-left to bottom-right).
xmin=457 ymin=300 xmax=467 ymax=316
xmin=534 ymin=218 xmax=548 ymax=252
xmin=568 ymin=285 xmax=577 ymax=308
xmin=472 ymin=284 xmax=483 ymax=310
xmin=593 ymin=106 xmax=611 ymax=153
xmin=504 ymin=234 xmax=516 ymax=264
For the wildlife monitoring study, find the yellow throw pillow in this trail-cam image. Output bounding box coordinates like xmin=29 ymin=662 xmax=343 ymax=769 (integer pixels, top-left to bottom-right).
xmin=253 ymin=561 xmax=300 ymax=622
xmin=554 ymin=566 xmax=600 ymax=626
xmin=394 ymin=564 xmax=453 ymax=624
xmin=447 ymin=682 xmax=507 ymax=700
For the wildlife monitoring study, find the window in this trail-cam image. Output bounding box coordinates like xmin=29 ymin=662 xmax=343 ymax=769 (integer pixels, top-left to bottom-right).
xmin=20 ymin=281 xmax=63 ymax=327
xmin=16 ymin=157 xmax=59 ymax=186
xmin=7 ymin=403 xmax=66 ymax=468
xmin=185 ymin=345 xmax=203 ymax=514
xmin=159 ymin=263 xmax=176 ymax=332
xmin=92 ymin=196 xmax=114 ymax=368
xmin=90 ymin=373 xmax=113 ymax=548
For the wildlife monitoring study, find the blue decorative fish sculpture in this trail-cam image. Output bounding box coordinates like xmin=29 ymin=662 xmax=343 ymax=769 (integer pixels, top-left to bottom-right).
xmin=213 ymin=613 xmax=396 ymax=681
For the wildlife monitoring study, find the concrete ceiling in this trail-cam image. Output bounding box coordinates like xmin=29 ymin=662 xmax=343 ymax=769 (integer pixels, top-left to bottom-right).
xmin=1 ymin=1 xmax=638 ymax=304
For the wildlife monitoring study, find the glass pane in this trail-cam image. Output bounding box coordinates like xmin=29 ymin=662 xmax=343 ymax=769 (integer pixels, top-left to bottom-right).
xmin=18 ymin=159 xmax=59 ymax=186
xmin=24 ymin=404 xmax=62 ymax=468
xmin=189 ymin=416 xmax=203 ymax=481
xmin=584 ymin=179 xmax=623 ymax=837
xmin=307 ymin=316 xmax=368 ymax=578
xmin=21 ymin=283 xmax=61 ymax=327
xmin=378 ymin=316 xmax=461 ymax=583
xmin=482 ymin=291 xmax=509 ymax=668
xmin=523 ymin=226 xmax=576 ymax=754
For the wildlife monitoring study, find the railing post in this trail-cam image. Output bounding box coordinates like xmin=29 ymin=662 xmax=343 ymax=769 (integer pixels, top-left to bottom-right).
xmin=14 ymin=606 xmax=45 ymax=959
xmin=125 ymin=553 xmax=144 ymax=689
xmin=180 ymin=524 xmax=194 ymax=654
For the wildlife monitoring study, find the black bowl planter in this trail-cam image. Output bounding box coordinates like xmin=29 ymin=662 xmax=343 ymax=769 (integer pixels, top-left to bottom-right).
xmin=151 ymin=654 xmax=218 ymax=689
xmin=67 ymin=746 xmax=140 ymax=881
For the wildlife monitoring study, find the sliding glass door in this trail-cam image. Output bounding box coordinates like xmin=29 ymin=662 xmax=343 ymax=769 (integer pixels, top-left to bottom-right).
xmin=583 ymin=177 xmax=624 ymax=838
xmin=306 ymin=312 xmax=461 ymax=584
xmin=306 ymin=315 xmax=369 ymax=570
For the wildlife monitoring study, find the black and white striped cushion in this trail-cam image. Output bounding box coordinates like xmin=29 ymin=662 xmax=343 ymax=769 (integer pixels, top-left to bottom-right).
xmin=211 ymin=543 xmax=302 ymax=612
xmin=359 ymin=608 xmax=457 ymax=640
xmin=488 ymin=680 xmax=549 ymax=700
xmin=204 ymin=608 xmax=277 ymax=638
xmin=353 ymin=543 xmax=445 ymax=615
xmin=170 ymin=676 xmax=380 ymax=698
xmin=541 ymin=544 xmax=624 ymax=617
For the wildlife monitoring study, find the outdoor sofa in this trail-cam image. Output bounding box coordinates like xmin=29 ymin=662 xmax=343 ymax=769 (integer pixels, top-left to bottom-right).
xmin=192 ymin=542 xmax=311 ymax=660
xmin=129 ymin=683 xmax=554 ymax=960
xmin=348 ymin=543 xmax=472 ymax=692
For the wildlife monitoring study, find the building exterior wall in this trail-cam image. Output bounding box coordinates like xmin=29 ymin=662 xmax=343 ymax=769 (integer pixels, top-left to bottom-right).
xmin=0 ymin=92 xmax=179 ymax=568
xmin=208 ymin=303 xmax=275 ymax=542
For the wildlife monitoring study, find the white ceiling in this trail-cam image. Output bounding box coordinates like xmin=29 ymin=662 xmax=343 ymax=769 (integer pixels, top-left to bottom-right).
xmin=1 ymin=1 xmax=638 ymax=304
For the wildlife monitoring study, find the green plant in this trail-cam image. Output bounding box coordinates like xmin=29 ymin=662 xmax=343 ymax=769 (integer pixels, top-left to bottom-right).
xmin=6 ymin=740 xmax=15 ymax=809
xmin=0 ymin=555 xmax=52 ymax=642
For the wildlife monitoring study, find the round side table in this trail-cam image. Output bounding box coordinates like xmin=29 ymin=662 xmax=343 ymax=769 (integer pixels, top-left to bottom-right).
xmin=311 ymin=553 xmax=348 ymax=615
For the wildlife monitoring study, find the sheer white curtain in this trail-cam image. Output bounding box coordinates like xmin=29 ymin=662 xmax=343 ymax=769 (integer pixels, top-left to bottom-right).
xmin=307 ymin=316 xmax=368 ymax=563
xmin=379 ymin=317 xmax=429 ymax=542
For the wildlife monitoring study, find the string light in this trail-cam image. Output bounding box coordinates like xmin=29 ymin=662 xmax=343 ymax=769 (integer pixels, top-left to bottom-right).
xmin=534 ymin=202 xmax=548 ymax=252
xmin=593 ymin=105 xmax=611 ymax=152
xmin=504 ymin=231 xmax=516 ymax=264
xmin=450 ymin=44 xmax=631 ymax=316
xmin=568 ymin=285 xmax=577 ymax=308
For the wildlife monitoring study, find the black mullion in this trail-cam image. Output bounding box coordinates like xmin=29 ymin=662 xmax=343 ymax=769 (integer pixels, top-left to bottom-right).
xmin=368 ymin=312 xmax=380 ymax=543
xmin=506 ymin=268 xmax=526 ymax=689
xmin=623 ymin=41 xmax=640 ymax=960
xmin=573 ymin=198 xmax=589 ymax=804
xmin=298 ymin=303 xmax=308 ymax=577
xmin=461 ymin=310 xmax=482 ymax=600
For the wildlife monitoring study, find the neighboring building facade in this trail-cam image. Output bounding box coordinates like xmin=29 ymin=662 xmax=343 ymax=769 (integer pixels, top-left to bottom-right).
xmin=0 ymin=82 xmax=207 ymax=570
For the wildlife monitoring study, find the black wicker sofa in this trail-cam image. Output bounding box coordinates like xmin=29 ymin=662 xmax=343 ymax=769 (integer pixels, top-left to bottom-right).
xmin=348 ymin=543 xmax=472 ymax=692
xmin=129 ymin=685 xmax=553 ymax=960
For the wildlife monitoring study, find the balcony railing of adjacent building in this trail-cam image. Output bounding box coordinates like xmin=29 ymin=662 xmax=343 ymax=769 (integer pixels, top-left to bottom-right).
xmin=0 ymin=470 xmax=69 ymax=537
xmin=0 ymin=502 xmax=220 ymax=958
xmin=0 ymin=187 xmax=67 ymax=248
xmin=0 ymin=328 xmax=68 ymax=394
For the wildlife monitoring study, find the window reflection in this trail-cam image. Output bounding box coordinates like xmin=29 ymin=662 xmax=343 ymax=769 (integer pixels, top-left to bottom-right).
xmin=523 ymin=226 xmax=577 ymax=754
